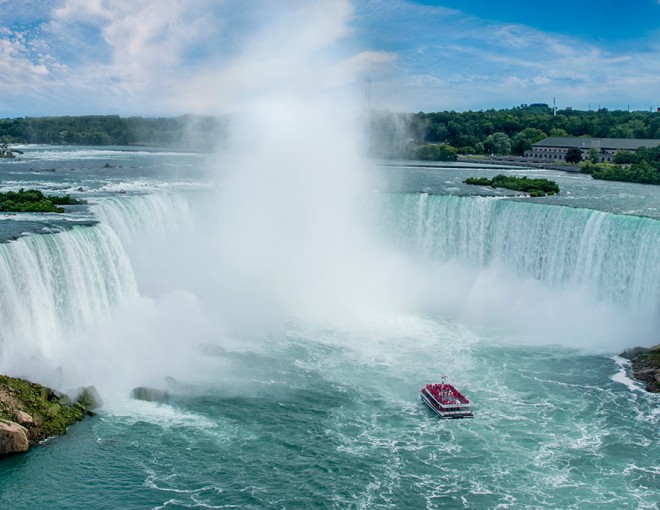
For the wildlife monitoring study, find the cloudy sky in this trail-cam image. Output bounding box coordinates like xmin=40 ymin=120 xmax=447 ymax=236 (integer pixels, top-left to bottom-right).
xmin=1 ymin=0 xmax=659 ymax=117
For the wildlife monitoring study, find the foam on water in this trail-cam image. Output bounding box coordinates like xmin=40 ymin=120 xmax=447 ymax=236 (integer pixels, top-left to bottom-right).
xmin=610 ymin=356 xmax=643 ymax=392
xmin=16 ymin=147 xmax=200 ymax=161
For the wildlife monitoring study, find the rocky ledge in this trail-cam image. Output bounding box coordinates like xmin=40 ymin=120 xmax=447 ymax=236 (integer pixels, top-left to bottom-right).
xmin=619 ymin=345 xmax=660 ymax=393
xmin=0 ymin=375 xmax=101 ymax=457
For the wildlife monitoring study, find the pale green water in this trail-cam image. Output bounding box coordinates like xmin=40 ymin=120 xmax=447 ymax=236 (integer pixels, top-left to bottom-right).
xmin=0 ymin=148 xmax=658 ymax=509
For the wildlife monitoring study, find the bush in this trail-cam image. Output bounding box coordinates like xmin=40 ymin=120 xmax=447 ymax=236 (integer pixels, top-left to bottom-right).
xmin=612 ymin=150 xmax=638 ymax=165
xmin=592 ymin=161 xmax=660 ymax=184
xmin=464 ymin=174 xmax=560 ymax=196
xmin=0 ymin=189 xmax=86 ymax=213
xmin=415 ymin=144 xmax=458 ymax=161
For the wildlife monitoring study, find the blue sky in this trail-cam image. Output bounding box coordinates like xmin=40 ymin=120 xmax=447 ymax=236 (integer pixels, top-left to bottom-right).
xmin=1 ymin=0 xmax=659 ymax=116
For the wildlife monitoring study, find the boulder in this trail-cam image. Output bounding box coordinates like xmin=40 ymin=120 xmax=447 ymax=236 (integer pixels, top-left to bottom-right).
xmin=130 ymin=387 xmax=169 ymax=403
xmin=625 ymin=344 xmax=660 ymax=393
xmin=619 ymin=346 xmax=650 ymax=360
xmin=13 ymin=411 xmax=33 ymax=425
xmin=0 ymin=420 xmax=29 ymax=456
xmin=76 ymin=386 xmax=103 ymax=413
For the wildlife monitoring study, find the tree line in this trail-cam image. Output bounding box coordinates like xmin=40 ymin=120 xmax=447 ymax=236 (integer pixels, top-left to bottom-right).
xmin=580 ymin=145 xmax=660 ymax=185
xmin=367 ymin=104 xmax=660 ymax=160
xmin=2 ymin=106 xmax=659 ymax=165
xmin=0 ymin=114 xmax=227 ymax=149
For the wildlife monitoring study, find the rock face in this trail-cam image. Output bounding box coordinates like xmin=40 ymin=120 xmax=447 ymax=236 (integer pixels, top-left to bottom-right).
xmin=0 ymin=375 xmax=96 ymax=458
xmin=620 ymin=345 xmax=660 ymax=393
xmin=76 ymin=386 xmax=103 ymax=414
xmin=0 ymin=420 xmax=29 ymax=455
xmin=131 ymin=386 xmax=170 ymax=403
xmin=13 ymin=410 xmax=33 ymax=425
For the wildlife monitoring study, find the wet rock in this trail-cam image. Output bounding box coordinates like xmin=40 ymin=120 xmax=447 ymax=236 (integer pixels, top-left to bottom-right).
xmin=0 ymin=420 xmax=29 ymax=456
xmin=0 ymin=374 xmax=87 ymax=453
xmin=619 ymin=346 xmax=650 ymax=360
xmin=622 ymin=345 xmax=660 ymax=393
xmin=130 ymin=387 xmax=169 ymax=403
xmin=76 ymin=386 xmax=103 ymax=414
xmin=13 ymin=411 xmax=33 ymax=425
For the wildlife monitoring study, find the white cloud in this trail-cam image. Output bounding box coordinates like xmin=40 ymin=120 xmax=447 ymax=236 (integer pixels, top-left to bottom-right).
xmin=2 ymin=0 xmax=660 ymax=115
xmin=364 ymin=0 xmax=660 ymax=112
xmin=0 ymin=0 xmax=380 ymax=115
xmin=0 ymin=29 xmax=67 ymax=102
xmin=46 ymin=0 xmax=219 ymax=104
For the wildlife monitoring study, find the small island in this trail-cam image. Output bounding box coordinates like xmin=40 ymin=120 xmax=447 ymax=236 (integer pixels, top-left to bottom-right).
xmin=0 ymin=189 xmax=86 ymax=213
xmin=464 ymin=174 xmax=560 ymax=197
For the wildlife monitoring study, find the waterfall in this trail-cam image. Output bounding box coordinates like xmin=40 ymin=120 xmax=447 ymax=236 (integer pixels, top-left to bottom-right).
xmin=380 ymin=193 xmax=660 ymax=314
xmin=0 ymin=223 xmax=137 ymax=370
xmin=93 ymin=193 xmax=198 ymax=249
xmin=1 ymin=189 xmax=657 ymax=382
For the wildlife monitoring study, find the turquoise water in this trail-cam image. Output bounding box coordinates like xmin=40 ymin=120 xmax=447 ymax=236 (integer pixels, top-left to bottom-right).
xmin=2 ymin=334 xmax=658 ymax=509
xmin=0 ymin=147 xmax=658 ymax=509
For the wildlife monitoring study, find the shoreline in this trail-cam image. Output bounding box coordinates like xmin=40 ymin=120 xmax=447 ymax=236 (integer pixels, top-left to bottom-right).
xmin=619 ymin=345 xmax=660 ymax=393
xmin=458 ymin=155 xmax=581 ymax=172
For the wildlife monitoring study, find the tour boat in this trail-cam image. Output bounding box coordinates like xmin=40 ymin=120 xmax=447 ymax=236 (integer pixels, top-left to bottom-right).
xmin=420 ymin=378 xmax=473 ymax=419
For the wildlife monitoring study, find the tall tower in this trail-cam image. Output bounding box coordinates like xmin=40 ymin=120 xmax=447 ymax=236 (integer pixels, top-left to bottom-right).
xmin=366 ymin=76 xmax=372 ymax=111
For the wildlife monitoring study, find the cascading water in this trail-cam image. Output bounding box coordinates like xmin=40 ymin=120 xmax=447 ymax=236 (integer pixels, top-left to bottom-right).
xmin=0 ymin=223 xmax=137 ymax=376
xmin=371 ymin=192 xmax=660 ymax=349
xmin=381 ymin=192 xmax=660 ymax=311
xmin=3 ymin=186 xmax=655 ymax=387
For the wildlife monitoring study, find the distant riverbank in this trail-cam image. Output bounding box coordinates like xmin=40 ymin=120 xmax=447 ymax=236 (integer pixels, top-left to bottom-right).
xmin=458 ymin=155 xmax=581 ymax=172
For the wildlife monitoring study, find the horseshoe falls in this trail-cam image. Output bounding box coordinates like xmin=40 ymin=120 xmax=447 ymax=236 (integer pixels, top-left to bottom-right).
xmin=0 ymin=147 xmax=658 ymax=510
xmin=377 ymin=192 xmax=660 ymax=349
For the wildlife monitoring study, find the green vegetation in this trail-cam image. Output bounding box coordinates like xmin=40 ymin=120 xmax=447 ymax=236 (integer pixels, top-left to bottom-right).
xmin=0 ymin=189 xmax=86 ymax=213
xmin=2 ymin=109 xmax=659 ymax=187
xmin=0 ymin=114 xmax=226 ymax=149
xmin=591 ymin=161 xmax=660 ymax=184
xmin=625 ymin=346 xmax=660 ymax=393
xmin=0 ymin=375 xmax=86 ymax=444
xmin=415 ymin=143 xmax=458 ymax=161
xmin=464 ymin=174 xmax=560 ymax=197
xmin=368 ymin=105 xmax=660 ymax=159
xmin=579 ymin=145 xmax=660 ymax=184
xmin=564 ymin=147 xmax=583 ymax=163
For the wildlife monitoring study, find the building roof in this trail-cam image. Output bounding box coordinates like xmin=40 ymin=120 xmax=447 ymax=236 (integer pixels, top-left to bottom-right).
xmin=533 ymin=137 xmax=660 ymax=150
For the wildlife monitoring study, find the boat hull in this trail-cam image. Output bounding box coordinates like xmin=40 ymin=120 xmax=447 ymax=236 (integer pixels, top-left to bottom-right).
xmin=420 ymin=393 xmax=474 ymax=419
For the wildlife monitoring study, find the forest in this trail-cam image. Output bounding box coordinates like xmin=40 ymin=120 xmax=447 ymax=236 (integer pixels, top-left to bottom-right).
xmin=1 ymin=106 xmax=659 ymax=156
xmin=0 ymin=114 xmax=227 ymax=150
xmin=367 ymin=104 xmax=660 ymax=160
xmin=1 ymin=107 xmax=660 ymax=185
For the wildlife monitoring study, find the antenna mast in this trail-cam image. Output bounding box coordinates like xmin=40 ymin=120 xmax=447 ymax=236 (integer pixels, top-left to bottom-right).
xmin=366 ymin=76 xmax=372 ymax=111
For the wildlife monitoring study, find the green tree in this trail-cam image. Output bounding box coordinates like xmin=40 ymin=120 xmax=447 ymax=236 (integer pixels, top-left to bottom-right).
xmin=565 ymin=147 xmax=582 ymax=163
xmin=416 ymin=143 xmax=458 ymax=161
xmin=587 ymin=147 xmax=599 ymax=163
xmin=483 ymin=132 xmax=511 ymax=155
xmin=613 ymin=150 xmax=638 ymax=164
xmin=511 ymin=127 xmax=547 ymax=155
